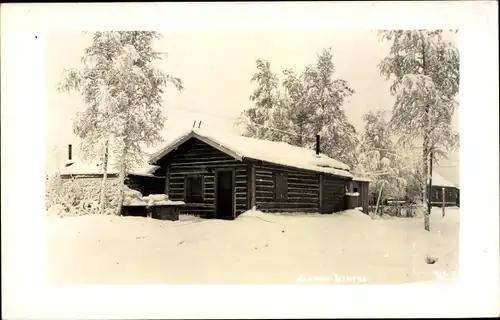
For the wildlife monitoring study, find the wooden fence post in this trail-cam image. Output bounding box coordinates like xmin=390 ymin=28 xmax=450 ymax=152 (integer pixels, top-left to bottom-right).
xmin=375 ymin=181 xmax=386 ymax=216
xmin=442 ymin=187 xmax=445 ymax=217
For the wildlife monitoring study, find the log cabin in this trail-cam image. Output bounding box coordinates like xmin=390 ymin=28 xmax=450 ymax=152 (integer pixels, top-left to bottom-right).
xmin=148 ymin=128 xmax=354 ymax=219
xmin=53 ymin=129 xmax=357 ymax=219
xmin=429 ymin=172 xmax=460 ymax=207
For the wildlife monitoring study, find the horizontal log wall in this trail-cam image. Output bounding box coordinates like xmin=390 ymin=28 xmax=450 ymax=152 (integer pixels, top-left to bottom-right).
xmin=322 ymin=174 xmax=350 ymax=213
xmin=234 ymin=167 xmax=249 ymax=216
xmin=160 ymin=138 xmax=248 ymax=218
xmin=126 ymin=175 xmax=165 ymax=196
xmin=254 ymin=163 xmax=320 ymax=213
xmin=430 ymin=186 xmax=459 ymax=206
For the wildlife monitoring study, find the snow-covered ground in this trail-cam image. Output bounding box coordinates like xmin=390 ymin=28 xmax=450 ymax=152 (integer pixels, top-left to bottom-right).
xmin=46 ymin=207 xmax=459 ymax=284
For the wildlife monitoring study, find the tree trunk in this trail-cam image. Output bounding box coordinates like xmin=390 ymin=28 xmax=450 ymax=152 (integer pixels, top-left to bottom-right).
xmin=375 ymin=181 xmax=385 ymax=216
xmin=426 ymin=151 xmax=433 ymax=231
xmin=298 ymin=124 xmax=303 ymax=147
xmin=115 ymin=132 xmax=131 ymax=216
xmin=422 ymin=38 xmax=431 ymax=232
xmin=115 ymin=165 xmax=127 ymax=216
xmin=115 ymin=143 xmax=128 ymax=216
xmin=422 ymin=139 xmax=430 ymax=231
xmin=442 ymin=187 xmax=446 ymax=217
xmin=99 ymin=140 xmax=109 ymax=215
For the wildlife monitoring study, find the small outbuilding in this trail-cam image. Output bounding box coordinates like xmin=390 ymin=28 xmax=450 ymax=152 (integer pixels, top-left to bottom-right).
xmin=429 ymin=172 xmax=460 ymax=207
xmin=54 ymin=144 xmax=165 ymax=196
xmin=347 ymin=176 xmax=372 ymax=214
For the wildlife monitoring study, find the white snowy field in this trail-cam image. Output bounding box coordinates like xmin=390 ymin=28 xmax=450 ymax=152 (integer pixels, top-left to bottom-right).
xmin=46 ymin=207 xmax=459 ymax=285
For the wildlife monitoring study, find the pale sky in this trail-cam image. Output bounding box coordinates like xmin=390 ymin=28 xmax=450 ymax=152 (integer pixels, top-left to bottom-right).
xmin=45 ymin=30 xmax=459 ymax=183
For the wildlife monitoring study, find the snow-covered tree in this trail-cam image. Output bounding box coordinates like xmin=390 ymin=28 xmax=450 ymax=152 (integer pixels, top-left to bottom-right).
xmin=58 ymin=31 xmax=183 ymax=215
xmin=359 ymin=110 xmax=394 ymax=158
xmin=241 ymin=48 xmax=357 ymax=167
xmin=242 ymin=59 xmax=281 ymax=140
xmin=302 ymin=48 xmax=357 ymax=167
xmin=264 ymin=90 xmax=295 ymax=144
xmin=379 ymin=30 xmax=459 ymax=230
xmin=354 ymin=110 xmax=406 ymax=204
xmin=281 ymin=68 xmax=314 ymax=147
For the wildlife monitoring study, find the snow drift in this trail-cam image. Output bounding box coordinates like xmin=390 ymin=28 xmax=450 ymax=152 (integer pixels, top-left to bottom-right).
xmin=46 ymin=207 xmax=459 ymax=284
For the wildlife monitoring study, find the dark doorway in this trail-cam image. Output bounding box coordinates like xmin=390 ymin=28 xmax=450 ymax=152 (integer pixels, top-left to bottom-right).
xmin=216 ymin=170 xmax=234 ymax=219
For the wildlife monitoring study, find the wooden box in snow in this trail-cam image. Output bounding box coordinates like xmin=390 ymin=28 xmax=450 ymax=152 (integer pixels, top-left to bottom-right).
xmin=122 ymin=204 xmax=149 ymax=217
xmin=149 ymin=203 xmax=184 ymax=221
xmin=344 ymin=192 xmax=359 ymax=210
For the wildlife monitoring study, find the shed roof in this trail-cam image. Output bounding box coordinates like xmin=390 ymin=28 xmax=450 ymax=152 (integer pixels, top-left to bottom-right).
xmin=53 ymin=160 xmax=160 ymax=177
xmin=149 ymin=128 xmax=353 ymax=178
xmin=352 ymin=176 xmax=373 ymax=183
xmin=431 ymin=172 xmax=458 ymax=188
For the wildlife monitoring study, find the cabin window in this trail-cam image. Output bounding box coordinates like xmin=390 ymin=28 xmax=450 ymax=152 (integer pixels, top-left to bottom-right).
xmin=185 ymin=175 xmax=204 ymax=202
xmin=274 ymin=172 xmax=288 ymax=201
xmin=353 ymin=187 xmax=359 ymax=193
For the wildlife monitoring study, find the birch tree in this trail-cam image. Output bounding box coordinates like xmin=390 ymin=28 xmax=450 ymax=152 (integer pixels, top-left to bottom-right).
xmin=281 ymin=68 xmax=313 ymax=147
xmin=59 ymin=31 xmax=183 ymax=215
xmin=354 ymin=110 xmax=405 ymax=204
xmin=241 ymin=49 xmax=357 ymax=167
xmin=303 ymin=48 xmax=357 ymax=167
xmin=242 ymin=59 xmax=281 ymax=140
xmin=278 ymin=48 xmax=357 ymax=165
xmin=379 ymin=30 xmax=459 ymax=230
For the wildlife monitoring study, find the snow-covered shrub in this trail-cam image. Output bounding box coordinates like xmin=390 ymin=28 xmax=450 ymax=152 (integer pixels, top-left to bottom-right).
xmin=122 ymin=186 xmax=147 ymax=206
xmin=45 ymin=174 xmax=121 ymax=217
xmin=383 ymin=204 xmax=402 ymax=216
xmin=45 ymin=174 xmax=84 ymax=213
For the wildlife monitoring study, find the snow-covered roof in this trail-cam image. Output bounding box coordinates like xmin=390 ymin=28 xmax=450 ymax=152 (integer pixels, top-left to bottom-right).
xmin=352 ymin=176 xmax=373 ymax=183
xmin=430 ymin=172 xmax=458 ymax=188
xmin=149 ymin=128 xmax=353 ymax=178
xmin=54 ymin=159 xmax=160 ymax=177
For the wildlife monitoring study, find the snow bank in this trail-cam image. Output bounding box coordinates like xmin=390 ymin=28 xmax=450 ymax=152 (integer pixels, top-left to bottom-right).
xmin=46 ymin=206 xmax=460 ymax=284
xmin=335 ymin=209 xmax=372 ymax=221
xmin=149 ymin=128 xmax=353 ymax=178
xmin=46 ymin=204 xmax=67 ymax=217
xmin=237 ymin=208 xmax=261 ymax=217
xmin=346 ymin=192 xmax=360 ymax=196
xmin=430 ymin=206 xmax=460 ymax=226
xmin=237 ymin=209 xmax=277 ymax=221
